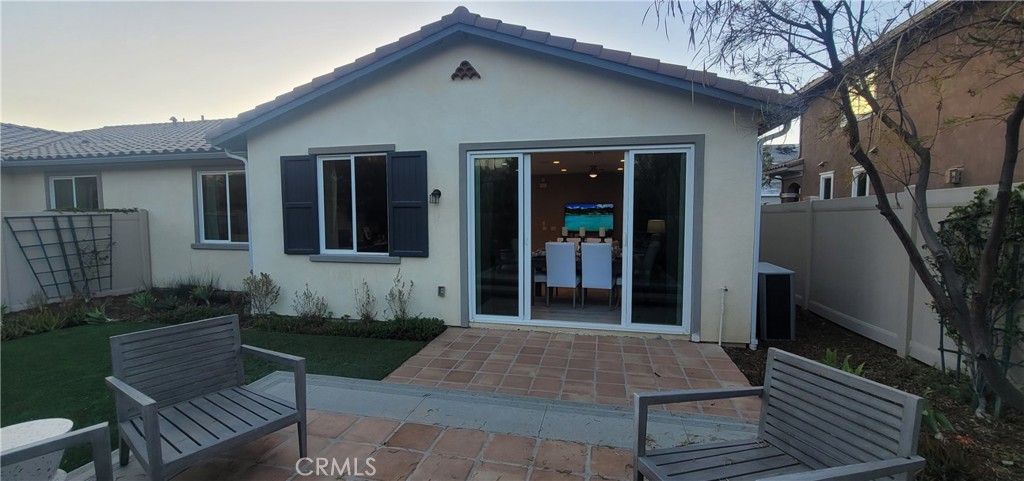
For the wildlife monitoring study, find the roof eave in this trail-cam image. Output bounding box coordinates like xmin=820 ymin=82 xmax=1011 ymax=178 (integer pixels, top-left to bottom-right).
xmin=1 ymin=150 xmax=233 ymax=169
xmin=208 ymin=23 xmax=784 ymax=148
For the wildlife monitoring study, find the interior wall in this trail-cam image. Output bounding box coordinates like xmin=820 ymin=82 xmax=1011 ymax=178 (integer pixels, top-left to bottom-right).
xmin=531 ymin=172 xmax=624 ymax=251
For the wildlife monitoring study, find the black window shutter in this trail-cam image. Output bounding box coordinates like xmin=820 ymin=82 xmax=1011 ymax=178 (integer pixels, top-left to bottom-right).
xmin=280 ymin=155 xmax=320 ymax=254
xmin=387 ymin=151 xmax=428 ymax=257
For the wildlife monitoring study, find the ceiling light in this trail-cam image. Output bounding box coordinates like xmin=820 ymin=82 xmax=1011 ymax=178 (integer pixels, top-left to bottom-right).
xmin=552 ymin=160 xmax=560 ymax=164
xmin=560 ymin=168 xmax=568 ymax=172
xmin=617 ymin=167 xmax=624 ymax=171
xmin=588 ymin=165 xmax=599 ymax=179
xmin=619 ymin=159 xmax=625 ymax=163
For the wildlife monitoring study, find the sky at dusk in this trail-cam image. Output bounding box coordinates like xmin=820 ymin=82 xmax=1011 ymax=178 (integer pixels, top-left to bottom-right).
xmin=0 ymin=1 xmax=799 ymax=143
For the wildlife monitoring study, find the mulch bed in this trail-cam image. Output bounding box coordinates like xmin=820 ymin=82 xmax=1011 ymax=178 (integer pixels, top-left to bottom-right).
xmin=723 ymin=309 xmax=1023 ymax=481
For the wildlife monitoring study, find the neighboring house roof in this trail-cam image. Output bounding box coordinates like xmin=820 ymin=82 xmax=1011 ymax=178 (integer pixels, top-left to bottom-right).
xmin=207 ymin=6 xmax=791 ymax=149
xmin=1 ymin=119 xmax=228 ymax=163
xmin=765 ymin=158 xmax=805 ymax=178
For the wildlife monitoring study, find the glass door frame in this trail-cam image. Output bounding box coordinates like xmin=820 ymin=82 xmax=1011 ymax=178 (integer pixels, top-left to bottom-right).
xmin=621 ymin=146 xmax=696 ymax=334
xmin=466 ymin=145 xmax=694 ymax=335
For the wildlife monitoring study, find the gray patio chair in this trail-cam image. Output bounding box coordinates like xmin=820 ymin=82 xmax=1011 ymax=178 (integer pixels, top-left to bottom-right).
xmin=634 ymin=348 xmax=925 ymax=481
xmin=0 ymin=422 xmax=112 ymax=481
xmin=105 ymin=315 xmax=306 ymax=481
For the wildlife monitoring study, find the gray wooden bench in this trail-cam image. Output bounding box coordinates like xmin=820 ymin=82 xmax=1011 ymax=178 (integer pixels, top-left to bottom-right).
xmin=634 ymin=348 xmax=926 ymax=481
xmin=105 ymin=315 xmax=306 ymax=481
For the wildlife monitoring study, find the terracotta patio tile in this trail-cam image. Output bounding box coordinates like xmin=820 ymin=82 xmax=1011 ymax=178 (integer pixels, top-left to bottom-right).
xmin=624 ymin=363 xmax=654 ymax=375
xmin=648 ymin=346 xmax=676 ymax=356
xmin=524 ymin=338 xmax=549 ymax=347
xmin=223 ymin=431 xmax=289 ymax=461
xmin=480 ymin=361 xmax=512 ymax=373
xmin=385 ymin=376 xmax=412 ymax=384
xmin=444 ymin=370 xmax=476 ymax=383
xmin=684 ymin=368 xmax=717 ymax=380
xmin=482 ymin=434 xmax=537 ymax=465
xmin=386 ymin=423 xmax=442 ymax=451
xmin=687 ymin=378 xmax=723 ymax=389
xmin=416 ymin=367 xmax=450 ymax=381
xmin=574 ymin=334 xmax=598 ymax=343
xmin=408 ymin=454 xmax=475 ymax=481
xmin=567 ymin=358 xmax=594 ymax=369
xmin=550 ymin=337 xmax=573 ymax=347
xmin=403 ymin=355 xmax=432 ymax=367
xmin=480 ymin=335 xmax=506 ymax=343
xmin=531 ymin=377 xmax=562 ymax=392
xmin=534 ymin=439 xmax=587 ymax=473
xmin=464 ymin=384 xmax=498 ymax=393
xmin=428 ymin=358 xmax=459 ymax=369
xmin=521 ymin=345 xmax=546 ymax=355
xmin=307 ymin=413 xmax=359 ymax=438
xmin=317 ymin=440 xmax=377 ymax=465
xmin=622 ymin=337 xmax=645 ymax=346
xmin=540 ymin=356 xmax=569 ymax=367
xmin=561 ymin=392 xmax=595 ymax=403
xmin=562 ymin=380 xmax=594 ymax=395
xmin=454 ymin=360 xmax=484 ymax=372
xmin=450 ymin=341 xmax=476 ymax=350
xmin=260 ymin=435 xmax=331 ymax=467
xmin=569 ymin=350 xmax=597 ymax=360
xmin=494 ymin=344 xmax=522 ymax=354
xmin=697 ymin=345 xmax=730 ymax=358
xmin=622 ymin=354 xmax=649 ymax=364
xmin=469 ymin=342 xmax=498 ymax=351
xmin=529 ymin=389 xmax=560 ymax=399
xmin=342 ymin=418 xmax=401 ymax=444
xmin=652 ymin=365 xmax=685 ymax=378
xmin=438 ymin=349 xmax=466 ymax=359
xmin=537 ymin=366 xmax=567 ymax=378
xmin=663 ymin=402 xmax=701 ymax=414
xmin=656 ymin=377 xmax=690 ymax=389
xmin=503 ymin=374 xmax=534 ymax=389
xmin=590 ymin=446 xmax=635 ymax=479
xmin=528 ymin=331 xmax=553 ymax=339
xmin=516 ymin=354 xmax=543 ymax=365
xmin=408 ymin=379 xmax=439 ymax=387
xmin=714 ymin=369 xmax=750 ymax=383
xmin=596 ymin=360 xmax=624 ymax=372
xmin=488 ymin=352 xmax=516 ymax=362
xmin=596 ymin=371 xmax=625 ymax=384
xmin=391 ymin=365 xmax=423 ymax=378
xmin=596 ymin=351 xmax=624 ymax=362
xmin=234 ymin=463 xmax=294 ymax=481
xmin=505 ymin=330 xmax=530 ymax=339
xmin=433 ymin=428 xmax=488 ymax=458
xmin=529 ymin=469 xmax=585 ymax=481
xmin=367 ymin=448 xmax=423 ymax=481
xmin=471 ymin=372 xmax=504 ymax=386
xmin=464 ymin=351 xmax=491 ymax=361
xmin=469 ymin=462 xmax=529 ymax=481
xmin=622 ymin=345 xmax=648 ymax=355
xmin=508 ymin=363 xmax=540 ymax=377
xmin=596 ymin=383 xmax=626 ymax=398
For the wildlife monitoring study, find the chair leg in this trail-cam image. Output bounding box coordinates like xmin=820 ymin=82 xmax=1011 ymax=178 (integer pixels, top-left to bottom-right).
xmin=582 ymin=288 xmax=586 ymax=308
xmin=609 ymin=288 xmax=613 ymax=310
xmin=119 ymin=438 xmax=130 ymax=467
xmin=298 ymin=420 xmax=308 ymax=457
xmin=546 ymin=287 xmax=551 ymax=307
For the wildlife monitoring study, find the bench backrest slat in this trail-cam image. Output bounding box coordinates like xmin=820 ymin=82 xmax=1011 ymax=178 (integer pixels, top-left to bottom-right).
xmin=758 ymin=348 xmax=923 ymax=476
xmin=110 ymin=315 xmax=244 ymax=415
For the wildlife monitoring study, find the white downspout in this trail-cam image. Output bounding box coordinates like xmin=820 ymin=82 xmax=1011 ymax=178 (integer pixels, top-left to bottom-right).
xmin=750 ymin=119 xmax=793 ymax=350
xmin=222 ymin=149 xmax=255 ymax=275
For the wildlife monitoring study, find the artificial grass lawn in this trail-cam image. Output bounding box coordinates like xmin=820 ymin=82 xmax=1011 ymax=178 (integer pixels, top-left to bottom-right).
xmin=0 ymin=322 xmax=427 ymax=471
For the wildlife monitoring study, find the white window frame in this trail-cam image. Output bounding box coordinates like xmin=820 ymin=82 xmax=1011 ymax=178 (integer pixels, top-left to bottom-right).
xmin=196 ymin=170 xmax=247 ymax=244
xmin=316 ymin=153 xmax=390 ymax=256
xmin=819 ymin=171 xmax=835 ymax=200
xmin=850 ymin=166 xmax=871 ymax=197
xmin=49 ymin=174 xmax=100 ymax=209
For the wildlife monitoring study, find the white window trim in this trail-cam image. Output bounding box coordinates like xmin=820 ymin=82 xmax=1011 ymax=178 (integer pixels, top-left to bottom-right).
xmin=819 ymin=171 xmax=835 ymax=200
xmin=317 ymin=153 xmax=390 ymax=256
xmin=850 ymin=166 xmax=871 ymax=197
xmin=49 ymin=174 xmax=100 ymax=209
xmin=196 ymin=170 xmax=247 ymax=244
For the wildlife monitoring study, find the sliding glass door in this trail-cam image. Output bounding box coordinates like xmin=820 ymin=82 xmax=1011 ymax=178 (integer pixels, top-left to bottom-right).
xmin=623 ymin=148 xmax=693 ymax=331
xmin=470 ymin=155 xmax=522 ymax=318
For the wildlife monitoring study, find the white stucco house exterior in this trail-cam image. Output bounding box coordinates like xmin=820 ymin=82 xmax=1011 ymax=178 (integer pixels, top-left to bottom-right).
xmin=2 ymin=7 xmax=788 ymax=344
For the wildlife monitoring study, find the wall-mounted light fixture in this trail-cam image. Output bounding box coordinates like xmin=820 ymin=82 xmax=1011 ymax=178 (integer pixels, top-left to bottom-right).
xmin=588 ymin=165 xmax=599 ymax=179
xmin=430 ymin=189 xmax=442 ymax=204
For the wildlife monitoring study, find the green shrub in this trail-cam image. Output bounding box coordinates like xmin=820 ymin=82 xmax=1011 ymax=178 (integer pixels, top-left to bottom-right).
xmin=384 ymin=270 xmax=415 ymax=320
xmin=127 ymin=291 xmax=157 ymax=313
xmin=918 ymin=435 xmax=978 ymax=481
xmin=190 ymin=285 xmax=214 ymax=306
xmin=243 ymin=272 xmax=281 ymax=316
xmin=145 ymin=305 xmax=237 ymax=325
xmin=82 ymin=303 xmax=111 ymax=324
xmin=821 ymin=348 xmax=865 ymax=376
xmin=292 ymin=284 xmax=330 ymax=321
xmin=250 ymin=314 xmax=445 ymax=342
xmin=1 ymin=317 xmax=29 ymax=340
xmin=354 ymin=279 xmax=378 ymax=322
xmin=162 ymin=271 xmax=220 ymax=298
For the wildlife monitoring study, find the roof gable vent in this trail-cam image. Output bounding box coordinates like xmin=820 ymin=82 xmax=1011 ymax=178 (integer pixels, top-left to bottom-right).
xmin=451 ymin=60 xmax=481 ymax=80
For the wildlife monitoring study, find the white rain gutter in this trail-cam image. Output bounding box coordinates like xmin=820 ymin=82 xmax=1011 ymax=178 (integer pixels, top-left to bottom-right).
xmin=222 ymin=149 xmax=255 ymax=275
xmin=749 ymin=119 xmax=793 ymax=349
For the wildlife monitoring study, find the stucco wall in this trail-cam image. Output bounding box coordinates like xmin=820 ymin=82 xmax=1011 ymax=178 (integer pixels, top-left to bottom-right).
xmin=1 ymin=164 xmax=250 ymax=290
xmin=245 ymin=38 xmax=761 ymax=342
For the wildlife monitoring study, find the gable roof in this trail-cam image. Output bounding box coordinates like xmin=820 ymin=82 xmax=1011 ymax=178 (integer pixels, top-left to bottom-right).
xmin=207 ymin=6 xmax=790 ymax=149
xmin=2 ymin=119 xmax=228 ymax=163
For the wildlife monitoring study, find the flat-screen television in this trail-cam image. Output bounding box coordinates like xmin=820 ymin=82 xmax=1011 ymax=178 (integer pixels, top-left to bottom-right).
xmin=564 ymin=203 xmax=614 ymax=233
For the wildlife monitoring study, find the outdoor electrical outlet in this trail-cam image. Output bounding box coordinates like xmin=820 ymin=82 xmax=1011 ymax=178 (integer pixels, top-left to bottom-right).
xmin=438 ymin=286 xmax=446 ymax=297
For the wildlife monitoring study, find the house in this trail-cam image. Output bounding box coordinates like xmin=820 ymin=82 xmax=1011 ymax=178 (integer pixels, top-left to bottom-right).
xmin=204 ymin=6 xmax=788 ymax=342
xmin=792 ymin=1 xmax=1024 ymax=201
xmin=761 ymin=144 xmax=799 ymax=204
xmin=0 ymin=120 xmax=251 ymax=288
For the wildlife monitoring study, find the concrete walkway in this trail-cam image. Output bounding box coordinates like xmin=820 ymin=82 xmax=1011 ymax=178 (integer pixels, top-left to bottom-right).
xmin=70 ymin=373 xmax=756 ymax=481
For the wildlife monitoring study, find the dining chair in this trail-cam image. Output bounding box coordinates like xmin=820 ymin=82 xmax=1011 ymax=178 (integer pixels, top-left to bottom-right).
xmin=545 ymin=242 xmax=580 ymax=307
xmin=581 ymin=242 xmax=614 ymax=309
xmin=585 ymin=238 xmax=602 ymax=243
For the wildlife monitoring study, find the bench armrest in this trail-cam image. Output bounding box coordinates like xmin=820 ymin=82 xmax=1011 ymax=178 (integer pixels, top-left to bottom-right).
xmin=104 ymin=376 xmax=163 ymax=470
xmin=634 ymin=387 xmax=763 ymax=458
xmin=241 ymin=344 xmax=307 ymax=421
xmin=759 ymin=456 xmax=926 ymax=481
xmin=0 ymin=423 xmax=113 ymax=481
xmin=242 ymin=345 xmax=305 ymax=367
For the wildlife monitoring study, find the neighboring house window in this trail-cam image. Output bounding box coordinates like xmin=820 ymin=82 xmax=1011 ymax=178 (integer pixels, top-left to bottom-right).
xmin=840 ymin=74 xmax=876 ymax=125
xmin=197 ymin=171 xmax=248 ymax=243
xmin=318 ymin=154 xmax=389 ymax=254
xmin=819 ymin=172 xmax=834 ymax=200
xmin=851 ymin=166 xmax=871 ymax=197
xmin=50 ymin=175 xmax=100 ymax=209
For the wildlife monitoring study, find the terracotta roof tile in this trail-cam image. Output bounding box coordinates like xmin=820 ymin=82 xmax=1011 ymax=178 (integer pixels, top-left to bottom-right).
xmin=2 ymin=120 xmax=227 ymax=161
xmin=207 ymin=6 xmax=789 ymax=144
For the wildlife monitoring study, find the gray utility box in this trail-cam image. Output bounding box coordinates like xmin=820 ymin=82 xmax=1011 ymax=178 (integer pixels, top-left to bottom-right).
xmin=757 ymin=262 xmax=796 ymax=341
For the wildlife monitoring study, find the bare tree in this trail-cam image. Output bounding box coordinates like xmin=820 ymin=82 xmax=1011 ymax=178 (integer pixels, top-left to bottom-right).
xmin=650 ymin=0 xmax=1024 ymax=410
